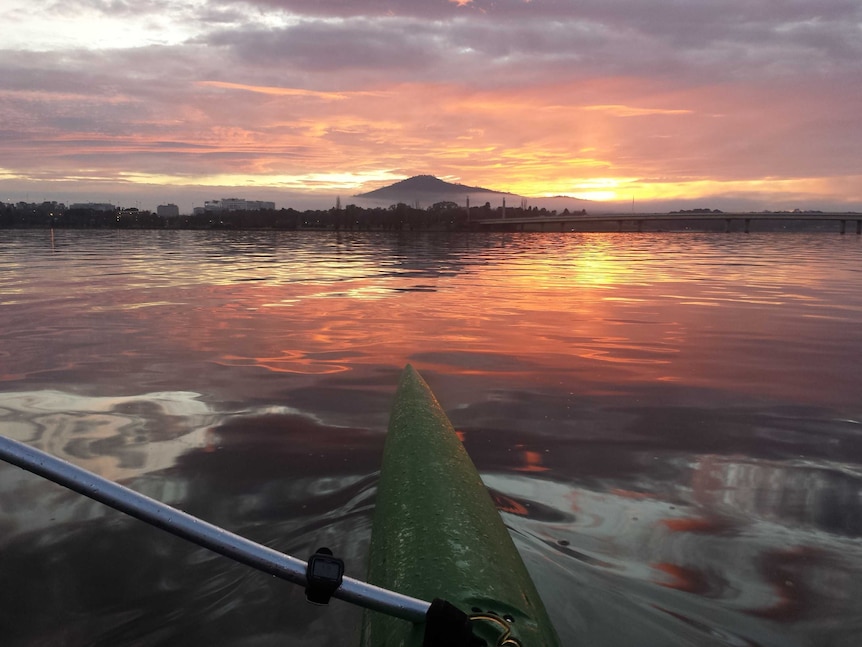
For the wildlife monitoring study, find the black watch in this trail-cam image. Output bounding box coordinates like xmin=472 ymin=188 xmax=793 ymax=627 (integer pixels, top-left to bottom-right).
xmin=305 ymin=547 xmax=344 ymax=605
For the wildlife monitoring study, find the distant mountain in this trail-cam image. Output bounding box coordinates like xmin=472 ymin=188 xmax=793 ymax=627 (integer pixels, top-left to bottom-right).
xmin=355 ymin=175 xmax=509 ymax=201
xmin=354 ymin=174 xmax=600 ymax=212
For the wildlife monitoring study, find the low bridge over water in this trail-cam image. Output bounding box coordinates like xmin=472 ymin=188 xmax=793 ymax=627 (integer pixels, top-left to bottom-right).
xmin=474 ymin=212 xmax=862 ymax=234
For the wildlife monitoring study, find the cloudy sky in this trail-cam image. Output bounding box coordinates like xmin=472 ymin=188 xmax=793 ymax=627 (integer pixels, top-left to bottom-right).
xmin=2 ymin=0 xmax=861 ymax=212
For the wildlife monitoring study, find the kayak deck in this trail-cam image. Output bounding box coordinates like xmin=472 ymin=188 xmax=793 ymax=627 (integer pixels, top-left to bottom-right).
xmin=362 ymin=365 xmax=560 ymax=646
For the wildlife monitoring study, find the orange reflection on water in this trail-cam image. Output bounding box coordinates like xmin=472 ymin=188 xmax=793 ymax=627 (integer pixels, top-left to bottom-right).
xmin=660 ymin=517 xmax=734 ymax=534
xmin=514 ymin=448 xmax=550 ymax=473
xmin=609 ymin=488 xmax=658 ymax=501
xmin=218 ymin=352 xmax=351 ymax=375
xmin=652 ymin=562 xmax=712 ymax=595
xmin=66 ymin=231 xmax=860 ymax=407
xmin=490 ymin=491 xmax=531 ymax=516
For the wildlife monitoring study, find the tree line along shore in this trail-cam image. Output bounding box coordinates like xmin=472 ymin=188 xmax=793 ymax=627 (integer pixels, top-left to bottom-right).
xmin=0 ymin=200 xmax=565 ymax=231
xmin=2 ymin=200 xmax=855 ymax=233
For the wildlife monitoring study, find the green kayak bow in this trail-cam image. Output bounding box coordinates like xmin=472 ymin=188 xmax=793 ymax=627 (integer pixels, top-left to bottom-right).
xmin=363 ymin=365 xmax=560 ymax=647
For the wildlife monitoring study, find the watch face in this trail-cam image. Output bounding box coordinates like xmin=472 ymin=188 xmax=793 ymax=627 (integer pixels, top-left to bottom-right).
xmin=313 ymin=558 xmax=342 ymax=581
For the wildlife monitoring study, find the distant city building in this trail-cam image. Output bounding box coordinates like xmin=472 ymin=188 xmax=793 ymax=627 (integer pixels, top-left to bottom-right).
xmin=70 ymin=202 xmax=116 ymax=212
xmin=220 ymin=198 xmax=247 ymax=212
xmin=157 ymin=204 xmax=180 ymax=217
xmin=203 ymin=198 xmax=275 ymax=212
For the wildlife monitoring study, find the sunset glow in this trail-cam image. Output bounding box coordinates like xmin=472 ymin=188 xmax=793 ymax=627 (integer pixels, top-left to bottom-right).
xmin=1 ymin=1 xmax=860 ymax=212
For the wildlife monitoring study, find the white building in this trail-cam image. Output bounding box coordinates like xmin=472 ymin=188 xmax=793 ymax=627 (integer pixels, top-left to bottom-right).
xmin=157 ymin=204 xmax=180 ymax=217
xmin=203 ymin=198 xmax=275 ymax=212
xmin=70 ymin=202 xmax=115 ymax=212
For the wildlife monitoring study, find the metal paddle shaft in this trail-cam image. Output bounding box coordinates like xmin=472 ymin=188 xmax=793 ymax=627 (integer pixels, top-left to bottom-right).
xmin=0 ymin=435 xmax=430 ymax=624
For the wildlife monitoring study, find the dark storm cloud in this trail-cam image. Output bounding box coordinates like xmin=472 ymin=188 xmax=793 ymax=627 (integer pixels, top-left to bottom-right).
xmin=242 ymin=0 xmax=862 ymax=32
xmin=18 ymin=1 xmax=861 ymax=87
xmin=189 ymin=1 xmax=862 ymax=88
xmin=198 ymin=16 xmax=670 ymax=89
xmin=212 ymin=0 xmax=466 ymax=19
xmin=205 ymin=19 xmax=441 ymax=73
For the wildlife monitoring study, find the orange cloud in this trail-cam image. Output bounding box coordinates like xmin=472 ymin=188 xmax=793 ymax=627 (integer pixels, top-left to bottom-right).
xmin=3 ymin=67 xmax=860 ymax=210
xmin=196 ymin=81 xmax=382 ymax=101
xmin=582 ymin=104 xmax=693 ymax=117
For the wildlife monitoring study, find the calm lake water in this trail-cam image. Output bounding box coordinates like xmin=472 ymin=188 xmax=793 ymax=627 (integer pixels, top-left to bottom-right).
xmin=1 ymin=229 xmax=861 ymax=646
